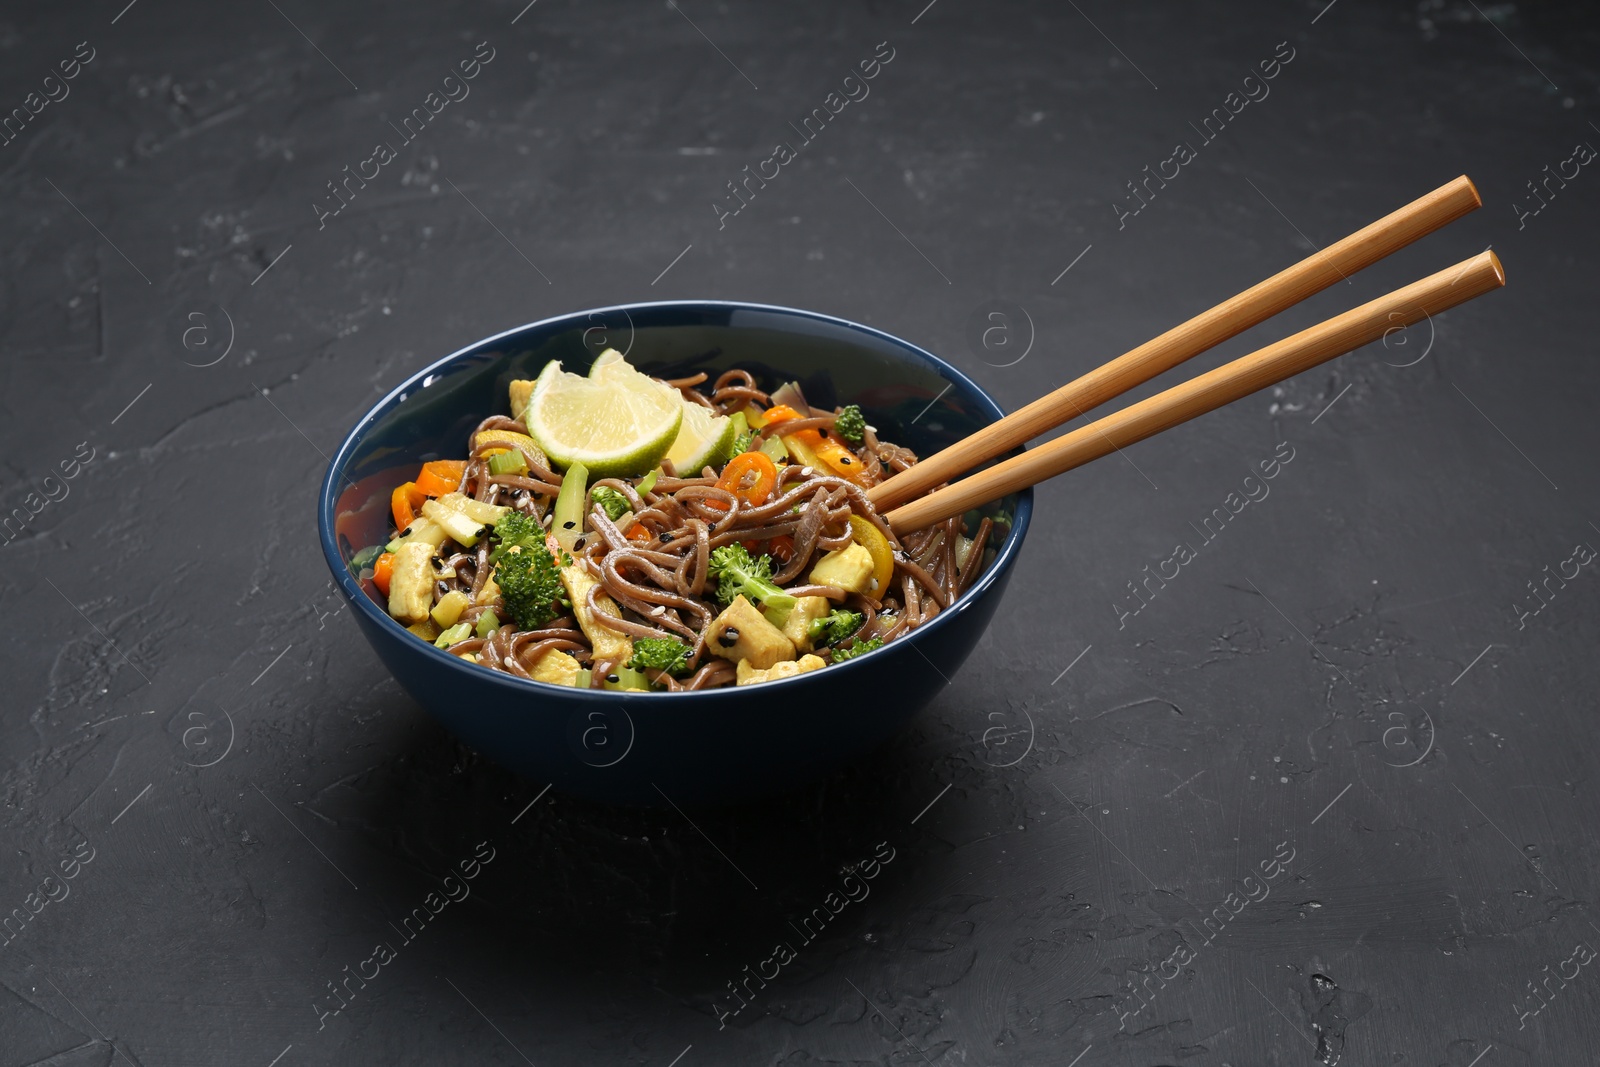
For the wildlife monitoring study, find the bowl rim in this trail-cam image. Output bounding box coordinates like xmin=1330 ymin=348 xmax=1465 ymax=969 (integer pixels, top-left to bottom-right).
xmin=318 ymin=299 xmax=1034 ymax=700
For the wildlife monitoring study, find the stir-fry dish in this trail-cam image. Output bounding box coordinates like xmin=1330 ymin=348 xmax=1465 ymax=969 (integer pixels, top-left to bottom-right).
xmin=352 ymin=350 xmax=1001 ymax=689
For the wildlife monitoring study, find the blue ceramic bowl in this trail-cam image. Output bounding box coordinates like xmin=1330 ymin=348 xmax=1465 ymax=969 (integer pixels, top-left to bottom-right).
xmin=319 ymin=301 xmax=1032 ymax=806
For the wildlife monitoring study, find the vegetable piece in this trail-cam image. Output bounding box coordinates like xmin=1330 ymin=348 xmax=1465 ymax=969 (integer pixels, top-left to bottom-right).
xmin=529 ymin=647 xmax=583 ymax=687
xmin=489 ymin=510 xmax=546 ymax=562
xmin=386 ymin=542 xmax=436 ymax=624
xmin=431 ymin=590 xmax=470 ymax=628
xmin=808 ymin=542 xmax=875 ymax=596
xmin=833 ymin=404 xmax=866 ymax=443
xmin=474 ymin=610 xmax=500 ymax=639
xmin=830 ymin=636 xmax=884 ymax=662
xmin=832 ymin=639 xmax=883 ymax=662
xmin=953 ymin=534 xmax=975 ymax=571
xmin=421 ymin=498 xmax=492 ymax=547
xmin=494 ymin=543 xmax=569 ymax=629
xmin=729 ymin=410 xmax=755 ymax=455
xmin=706 ymin=595 xmax=796 ymax=669
xmin=759 ymin=435 xmax=788 ymax=464
xmin=391 ymin=481 xmax=425 ymax=531
xmin=764 ymin=402 xmax=866 ymax=484
xmin=387 ymin=517 xmax=450 ymax=553
xmin=434 ymin=622 xmax=472 ymax=648
xmin=415 ymin=460 xmax=468 ymax=497
xmin=552 ymin=460 xmax=589 ymax=552
xmin=707 ymin=543 xmax=797 ymax=623
xmin=629 ymin=636 xmax=692 ymax=676
xmin=736 ymin=654 xmax=827 ymax=686
xmin=473 ymin=428 xmax=545 ymax=463
xmin=710 ymin=451 xmax=777 ymax=510
xmin=782 ymin=595 xmax=833 ymax=652
xmin=846 ymin=515 xmax=896 ymax=597
xmin=808 ymin=608 xmax=865 ymax=646
xmin=605 ymin=667 xmax=653 ymax=692
xmin=625 ymin=523 xmax=654 ymax=544
xmin=350 ymin=544 xmax=386 ymax=571
xmin=487 ymin=450 xmax=527 ymax=476
xmin=558 ymin=558 xmax=633 ymax=664
xmin=591 ymin=485 xmax=631 ymax=522
xmin=371 ymin=552 xmax=395 ymax=595
xmin=406 ymin=618 xmax=441 ymax=642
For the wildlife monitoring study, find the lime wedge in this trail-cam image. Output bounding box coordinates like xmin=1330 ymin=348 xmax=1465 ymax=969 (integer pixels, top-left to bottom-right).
xmin=664 ymin=399 xmax=737 ymax=476
xmin=590 ymin=349 xmax=737 ymax=475
xmin=525 ymin=358 xmax=682 ymax=478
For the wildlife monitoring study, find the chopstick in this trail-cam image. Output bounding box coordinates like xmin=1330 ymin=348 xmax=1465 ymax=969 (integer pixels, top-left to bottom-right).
xmin=867 ymin=175 xmax=1482 ymax=512
xmin=883 ymin=250 xmax=1504 ymax=533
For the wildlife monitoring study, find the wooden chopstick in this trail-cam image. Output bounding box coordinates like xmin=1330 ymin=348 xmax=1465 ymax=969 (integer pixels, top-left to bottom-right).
xmin=883 ymin=250 xmax=1505 ymax=533
xmin=868 ymin=175 xmax=1483 ymax=512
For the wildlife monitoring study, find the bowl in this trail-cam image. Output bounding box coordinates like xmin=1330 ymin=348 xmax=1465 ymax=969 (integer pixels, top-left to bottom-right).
xmin=319 ymin=301 xmax=1032 ymax=806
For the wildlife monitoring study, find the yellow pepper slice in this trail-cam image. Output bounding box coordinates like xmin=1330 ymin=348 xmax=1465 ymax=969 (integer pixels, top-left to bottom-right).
xmin=848 ymin=514 xmax=895 ymax=598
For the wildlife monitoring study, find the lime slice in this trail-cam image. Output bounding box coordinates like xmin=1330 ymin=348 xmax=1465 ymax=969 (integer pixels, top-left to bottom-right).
xmin=664 ymin=399 xmax=737 ymax=476
xmin=526 ymin=359 xmax=682 ymax=478
xmin=590 ymin=349 xmax=736 ymax=475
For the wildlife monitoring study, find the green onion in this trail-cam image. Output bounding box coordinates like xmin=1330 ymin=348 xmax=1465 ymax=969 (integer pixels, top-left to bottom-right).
xmin=488 ymin=450 xmax=528 ymax=476
xmin=434 ymin=622 xmax=472 ymax=648
xmin=637 ymin=469 xmax=659 ymax=495
xmin=552 ymin=461 xmax=589 ymax=552
xmin=474 ymin=610 xmax=500 ymax=639
xmin=350 ymin=544 xmax=385 ymax=571
xmin=760 ymin=436 xmax=788 ymax=464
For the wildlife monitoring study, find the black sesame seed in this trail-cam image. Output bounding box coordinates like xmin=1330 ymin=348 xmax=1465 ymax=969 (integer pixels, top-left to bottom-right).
xmin=840 ymin=456 xmax=852 ymax=465
xmin=606 ymin=674 xmax=620 ymax=683
xmin=718 ymin=628 xmax=740 ymax=647
xmin=659 ymin=532 xmax=672 ymax=543
xmin=562 ymin=520 xmax=576 ymax=529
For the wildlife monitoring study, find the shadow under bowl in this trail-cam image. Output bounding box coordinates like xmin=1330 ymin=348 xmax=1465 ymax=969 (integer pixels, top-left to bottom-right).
xmin=319 ymin=301 xmax=1032 ymax=807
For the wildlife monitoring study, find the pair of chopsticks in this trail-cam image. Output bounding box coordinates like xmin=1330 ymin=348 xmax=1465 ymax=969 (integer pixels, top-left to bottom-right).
xmin=871 ymin=176 xmax=1504 ymax=533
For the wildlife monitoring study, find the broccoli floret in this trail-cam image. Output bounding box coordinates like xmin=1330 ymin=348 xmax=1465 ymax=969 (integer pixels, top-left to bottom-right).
xmin=591 ymin=485 xmax=631 ymax=522
xmin=830 ymin=636 xmax=883 ymax=662
xmin=808 ymin=609 xmax=864 ymax=646
xmin=629 ymin=636 xmax=692 ymax=676
xmin=707 ymin=543 xmax=797 ymax=620
xmin=490 ymin=510 xmax=545 ymax=563
xmin=833 ymin=404 xmax=866 ymax=443
xmin=732 ymin=428 xmax=758 ymax=455
xmin=494 ymin=543 xmax=568 ymax=629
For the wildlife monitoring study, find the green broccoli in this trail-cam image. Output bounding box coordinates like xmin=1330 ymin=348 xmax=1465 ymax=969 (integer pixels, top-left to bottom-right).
xmin=707 ymin=543 xmax=797 ymax=620
xmin=494 ymin=542 xmax=568 ymax=629
xmin=629 ymin=636 xmax=692 ymax=676
xmin=833 ymin=404 xmax=866 ymax=443
xmin=490 ymin=510 xmax=545 ymax=563
xmin=830 ymin=636 xmax=883 ymax=662
xmin=808 ymin=609 xmax=864 ymax=646
xmin=591 ymin=485 xmax=631 ymax=522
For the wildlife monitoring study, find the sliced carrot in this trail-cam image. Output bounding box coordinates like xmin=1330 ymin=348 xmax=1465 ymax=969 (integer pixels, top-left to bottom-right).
xmin=709 ymin=451 xmax=777 ymax=511
xmin=626 ymin=523 xmax=654 ymax=544
xmin=372 ymin=552 xmax=396 ymax=596
xmin=391 ymin=481 xmax=425 ymax=531
xmin=769 ymin=534 xmax=795 ymax=563
xmin=415 ymin=460 xmax=468 ymax=496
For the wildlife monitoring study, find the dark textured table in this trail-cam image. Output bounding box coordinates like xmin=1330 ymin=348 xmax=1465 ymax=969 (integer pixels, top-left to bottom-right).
xmin=3 ymin=0 xmax=1597 ymax=1064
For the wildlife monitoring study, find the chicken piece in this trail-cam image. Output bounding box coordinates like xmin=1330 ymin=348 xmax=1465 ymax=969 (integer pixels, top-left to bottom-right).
xmin=388 ymin=541 xmax=436 ymax=624
xmin=528 ymin=647 xmax=583 ymax=687
xmin=737 ymin=654 xmax=827 ymax=686
xmin=559 ymin=563 xmax=633 ymax=665
xmin=781 ymin=595 xmax=832 ymax=653
xmin=707 ymin=595 xmax=795 ymax=669
xmin=808 ymin=543 xmax=875 ymax=595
